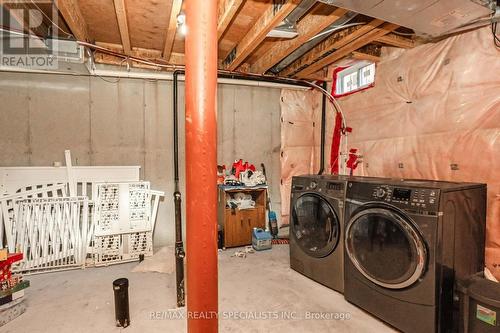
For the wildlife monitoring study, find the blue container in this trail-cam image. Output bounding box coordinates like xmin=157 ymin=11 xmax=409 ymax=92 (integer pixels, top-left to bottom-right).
xmin=252 ymin=228 xmax=272 ymax=251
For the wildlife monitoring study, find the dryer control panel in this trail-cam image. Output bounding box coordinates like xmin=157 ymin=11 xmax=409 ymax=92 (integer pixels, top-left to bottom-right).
xmin=370 ymin=184 xmax=439 ymax=211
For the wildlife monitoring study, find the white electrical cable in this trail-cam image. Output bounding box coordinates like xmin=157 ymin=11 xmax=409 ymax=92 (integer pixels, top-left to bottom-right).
xmin=308 ymin=22 xmax=365 ymax=41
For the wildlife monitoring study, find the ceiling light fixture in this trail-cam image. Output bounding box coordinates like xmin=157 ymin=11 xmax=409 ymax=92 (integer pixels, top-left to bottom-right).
xmin=177 ymin=11 xmax=187 ymax=35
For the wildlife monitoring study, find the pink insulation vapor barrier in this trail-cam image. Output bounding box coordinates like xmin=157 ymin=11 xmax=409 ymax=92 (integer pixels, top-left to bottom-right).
xmin=280 ymin=89 xmax=336 ymax=226
xmin=280 ymin=26 xmax=499 ymax=279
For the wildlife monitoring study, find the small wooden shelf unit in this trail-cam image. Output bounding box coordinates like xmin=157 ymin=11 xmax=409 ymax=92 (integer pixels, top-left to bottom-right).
xmin=217 ymin=187 xmax=267 ymax=248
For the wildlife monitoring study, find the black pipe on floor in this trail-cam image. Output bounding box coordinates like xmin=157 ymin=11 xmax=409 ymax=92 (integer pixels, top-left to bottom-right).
xmin=113 ymin=278 xmax=130 ymax=328
xmin=173 ymin=70 xmax=185 ymax=308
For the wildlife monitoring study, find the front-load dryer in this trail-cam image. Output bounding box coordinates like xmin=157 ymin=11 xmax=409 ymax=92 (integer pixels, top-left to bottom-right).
xmin=343 ymin=178 xmax=486 ymax=333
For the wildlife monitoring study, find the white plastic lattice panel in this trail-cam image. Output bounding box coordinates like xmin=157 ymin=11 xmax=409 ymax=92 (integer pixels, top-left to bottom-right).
xmin=0 ymin=166 xmax=140 ymax=198
xmin=0 ymin=184 xmax=67 ymax=250
xmin=92 ymin=231 xmax=153 ymax=266
xmin=11 ymin=197 xmax=89 ymax=274
xmin=93 ymin=182 xmax=151 ymax=236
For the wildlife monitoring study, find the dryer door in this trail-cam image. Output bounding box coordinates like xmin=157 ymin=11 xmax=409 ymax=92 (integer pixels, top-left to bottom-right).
xmin=345 ymin=206 xmax=427 ymax=289
xmin=292 ymin=193 xmax=340 ymax=258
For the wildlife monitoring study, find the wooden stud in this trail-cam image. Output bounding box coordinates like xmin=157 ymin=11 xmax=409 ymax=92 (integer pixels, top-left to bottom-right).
xmin=54 ymin=0 xmax=90 ymax=41
xmin=113 ymin=0 xmax=131 ymax=54
xmin=224 ymin=0 xmax=301 ymax=71
xmin=375 ymin=33 xmax=415 ymax=48
xmin=279 ymin=19 xmax=384 ymax=77
xmin=351 ymin=51 xmax=381 ymax=63
xmin=163 ymin=0 xmax=183 ymax=60
xmin=217 ymin=0 xmax=244 ymax=41
xmin=250 ymin=7 xmax=348 ymax=74
xmin=296 ymin=22 xmax=398 ymax=78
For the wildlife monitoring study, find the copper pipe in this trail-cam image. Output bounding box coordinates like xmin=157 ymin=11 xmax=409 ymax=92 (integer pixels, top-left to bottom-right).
xmin=185 ymin=0 xmax=219 ymax=332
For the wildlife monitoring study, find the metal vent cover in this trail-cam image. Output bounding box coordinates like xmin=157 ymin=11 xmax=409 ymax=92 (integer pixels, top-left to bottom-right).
xmin=316 ymin=0 xmax=495 ymax=37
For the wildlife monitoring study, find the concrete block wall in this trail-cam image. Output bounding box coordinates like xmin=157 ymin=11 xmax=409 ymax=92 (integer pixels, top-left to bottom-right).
xmin=0 ymin=72 xmax=282 ymax=246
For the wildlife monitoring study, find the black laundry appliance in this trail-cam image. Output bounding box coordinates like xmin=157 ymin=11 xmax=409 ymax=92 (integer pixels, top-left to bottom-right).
xmin=289 ymin=175 xmax=348 ymax=292
xmin=343 ymin=178 xmax=487 ymax=333
xmin=290 ymin=175 xmax=383 ymax=292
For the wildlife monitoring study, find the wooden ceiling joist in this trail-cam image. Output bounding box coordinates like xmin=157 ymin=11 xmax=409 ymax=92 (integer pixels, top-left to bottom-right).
xmin=376 ymin=33 xmax=415 ymax=48
xmin=224 ymin=0 xmax=301 ymax=71
xmin=351 ymin=51 xmax=381 ymax=63
xmin=163 ymin=0 xmax=183 ymax=60
xmin=217 ymin=0 xmax=244 ymax=41
xmin=295 ymin=22 xmax=398 ymax=78
xmin=113 ymin=0 xmax=131 ymax=54
xmin=95 ymin=41 xmax=185 ymax=66
xmin=279 ymin=19 xmax=384 ymax=77
xmin=250 ymin=6 xmax=348 ymax=74
xmin=54 ymin=0 xmax=90 ymax=42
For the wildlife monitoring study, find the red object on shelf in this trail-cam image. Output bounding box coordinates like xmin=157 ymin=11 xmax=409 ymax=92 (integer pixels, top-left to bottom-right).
xmin=231 ymin=159 xmax=256 ymax=179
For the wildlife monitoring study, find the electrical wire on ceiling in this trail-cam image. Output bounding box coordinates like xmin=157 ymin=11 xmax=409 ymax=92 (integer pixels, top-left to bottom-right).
xmin=392 ymin=30 xmax=416 ymax=37
xmin=308 ymin=22 xmax=365 ymax=42
xmin=492 ymin=22 xmax=500 ymax=48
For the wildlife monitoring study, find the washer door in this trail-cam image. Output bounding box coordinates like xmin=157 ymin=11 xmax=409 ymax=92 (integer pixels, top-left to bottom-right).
xmin=345 ymin=206 xmax=426 ymax=289
xmin=292 ymin=193 xmax=340 ymax=258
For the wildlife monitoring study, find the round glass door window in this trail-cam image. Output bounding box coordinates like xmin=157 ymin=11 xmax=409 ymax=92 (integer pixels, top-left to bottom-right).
xmin=346 ymin=207 xmax=426 ymax=289
xmin=292 ymin=194 xmax=340 ymax=258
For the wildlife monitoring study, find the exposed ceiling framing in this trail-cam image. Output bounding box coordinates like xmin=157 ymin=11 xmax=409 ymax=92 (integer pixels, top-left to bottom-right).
xmin=163 ymin=0 xmax=183 ymax=60
xmin=2 ymin=0 xmax=417 ymax=80
xmin=113 ymin=0 xmax=131 ymax=54
xmin=54 ymin=0 xmax=90 ymax=42
xmin=279 ymin=19 xmax=385 ymax=77
xmin=250 ymin=6 xmax=348 ymax=74
xmin=223 ymin=0 xmax=301 ymax=70
xmin=217 ymin=0 xmax=244 ymax=40
xmin=294 ymin=22 xmax=399 ymax=78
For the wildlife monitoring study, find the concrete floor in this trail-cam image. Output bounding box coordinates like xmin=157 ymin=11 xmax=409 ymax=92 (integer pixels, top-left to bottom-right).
xmin=2 ymin=245 xmax=395 ymax=333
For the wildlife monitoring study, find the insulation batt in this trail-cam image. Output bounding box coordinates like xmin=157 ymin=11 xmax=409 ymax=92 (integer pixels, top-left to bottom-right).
xmin=280 ymin=88 xmax=334 ymax=225
xmin=280 ymin=26 xmax=499 ymax=279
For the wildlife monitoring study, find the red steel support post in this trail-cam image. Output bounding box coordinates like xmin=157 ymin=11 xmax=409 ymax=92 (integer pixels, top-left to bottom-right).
xmin=185 ymin=0 xmax=219 ymax=332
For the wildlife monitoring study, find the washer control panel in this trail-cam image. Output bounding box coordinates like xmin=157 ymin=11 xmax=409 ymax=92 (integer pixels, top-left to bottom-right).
xmin=291 ymin=177 xmax=345 ymax=197
xmin=371 ymin=185 xmax=439 ymax=211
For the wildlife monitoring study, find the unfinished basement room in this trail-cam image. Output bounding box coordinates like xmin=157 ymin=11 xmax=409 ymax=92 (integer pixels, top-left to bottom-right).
xmin=0 ymin=0 xmax=499 ymax=332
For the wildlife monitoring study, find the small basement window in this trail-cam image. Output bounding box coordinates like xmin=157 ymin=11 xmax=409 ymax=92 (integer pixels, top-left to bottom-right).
xmin=333 ymin=62 xmax=376 ymax=98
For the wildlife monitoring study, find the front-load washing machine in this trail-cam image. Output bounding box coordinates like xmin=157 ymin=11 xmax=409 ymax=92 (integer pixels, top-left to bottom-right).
xmin=290 ymin=175 xmax=347 ymax=292
xmin=343 ymin=178 xmax=486 ymax=333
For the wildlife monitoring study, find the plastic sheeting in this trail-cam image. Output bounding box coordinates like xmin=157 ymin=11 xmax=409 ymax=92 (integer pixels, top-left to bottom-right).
xmin=280 ymin=90 xmax=335 ymax=225
xmin=280 ymin=26 xmax=499 ymax=278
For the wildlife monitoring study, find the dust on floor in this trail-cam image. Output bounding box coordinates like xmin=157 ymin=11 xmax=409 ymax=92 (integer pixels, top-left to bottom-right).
xmin=1 ymin=245 xmax=394 ymax=333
